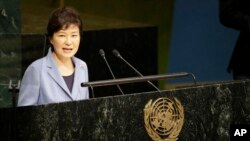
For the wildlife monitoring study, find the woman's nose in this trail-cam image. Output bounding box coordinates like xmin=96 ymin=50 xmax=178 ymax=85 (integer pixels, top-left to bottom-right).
xmin=65 ymin=37 xmax=72 ymax=45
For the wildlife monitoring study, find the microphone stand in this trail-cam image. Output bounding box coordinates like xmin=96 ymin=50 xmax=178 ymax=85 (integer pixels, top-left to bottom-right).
xmin=99 ymin=49 xmax=125 ymax=95
xmin=112 ymin=49 xmax=161 ymax=92
xmin=85 ymin=83 xmax=95 ymax=98
xmin=8 ymin=80 xmax=20 ymax=107
xmin=8 ymin=80 xmax=20 ymax=141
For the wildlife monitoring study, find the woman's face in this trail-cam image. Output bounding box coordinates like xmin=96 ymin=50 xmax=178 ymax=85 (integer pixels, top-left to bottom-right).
xmin=50 ymin=24 xmax=80 ymax=60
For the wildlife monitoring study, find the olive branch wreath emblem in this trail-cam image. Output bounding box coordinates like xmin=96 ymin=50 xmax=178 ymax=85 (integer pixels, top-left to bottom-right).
xmin=144 ymin=97 xmax=184 ymax=141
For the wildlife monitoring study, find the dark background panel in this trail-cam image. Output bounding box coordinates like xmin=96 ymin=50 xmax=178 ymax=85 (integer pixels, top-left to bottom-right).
xmin=21 ymin=34 xmax=47 ymax=74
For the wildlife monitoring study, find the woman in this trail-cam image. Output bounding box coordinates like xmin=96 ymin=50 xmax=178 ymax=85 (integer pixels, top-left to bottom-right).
xmin=18 ymin=6 xmax=89 ymax=106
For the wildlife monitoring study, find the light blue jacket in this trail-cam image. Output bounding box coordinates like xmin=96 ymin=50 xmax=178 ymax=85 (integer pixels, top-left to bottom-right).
xmin=18 ymin=49 xmax=89 ymax=106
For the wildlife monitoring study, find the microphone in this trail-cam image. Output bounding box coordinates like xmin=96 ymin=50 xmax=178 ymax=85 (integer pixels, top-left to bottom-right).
xmin=99 ymin=49 xmax=125 ymax=95
xmin=112 ymin=49 xmax=161 ymax=92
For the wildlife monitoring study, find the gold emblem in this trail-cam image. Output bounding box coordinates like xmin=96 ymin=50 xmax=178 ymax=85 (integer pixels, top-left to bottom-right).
xmin=144 ymin=97 xmax=184 ymax=141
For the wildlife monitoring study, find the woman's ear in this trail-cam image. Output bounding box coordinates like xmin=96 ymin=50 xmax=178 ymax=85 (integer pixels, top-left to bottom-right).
xmin=49 ymin=37 xmax=53 ymax=45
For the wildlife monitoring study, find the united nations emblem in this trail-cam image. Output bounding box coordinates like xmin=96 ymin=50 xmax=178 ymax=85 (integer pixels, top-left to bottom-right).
xmin=144 ymin=97 xmax=184 ymax=141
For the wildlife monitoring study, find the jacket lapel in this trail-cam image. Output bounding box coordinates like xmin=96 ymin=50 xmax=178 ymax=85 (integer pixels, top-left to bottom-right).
xmin=71 ymin=57 xmax=88 ymax=100
xmin=46 ymin=49 xmax=72 ymax=99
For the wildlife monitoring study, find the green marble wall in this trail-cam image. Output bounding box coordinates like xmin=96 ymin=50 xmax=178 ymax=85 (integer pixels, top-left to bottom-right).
xmin=0 ymin=0 xmax=20 ymax=33
xmin=0 ymin=0 xmax=21 ymax=107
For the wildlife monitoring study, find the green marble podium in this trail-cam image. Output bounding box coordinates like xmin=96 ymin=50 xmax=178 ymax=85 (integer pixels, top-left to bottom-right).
xmin=0 ymin=80 xmax=250 ymax=141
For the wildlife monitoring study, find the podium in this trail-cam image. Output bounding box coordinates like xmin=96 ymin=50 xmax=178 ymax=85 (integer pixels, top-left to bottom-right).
xmin=1 ymin=79 xmax=250 ymax=140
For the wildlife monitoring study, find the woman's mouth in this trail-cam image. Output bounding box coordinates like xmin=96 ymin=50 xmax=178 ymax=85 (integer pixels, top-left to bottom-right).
xmin=62 ymin=48 xmax=73 ymax=53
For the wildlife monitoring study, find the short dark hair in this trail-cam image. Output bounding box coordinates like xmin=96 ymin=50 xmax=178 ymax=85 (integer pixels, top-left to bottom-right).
xmin=46 ymin=6 xmax=83 ymax=38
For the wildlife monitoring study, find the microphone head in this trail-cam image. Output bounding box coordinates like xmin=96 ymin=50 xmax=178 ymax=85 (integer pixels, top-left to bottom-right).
xmin=99 ymin=49 xmax=105 ymax=57
xmin=112 ymin=49 xmax=121 ymax=58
